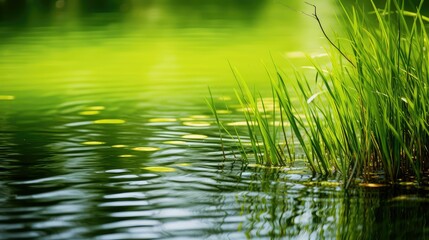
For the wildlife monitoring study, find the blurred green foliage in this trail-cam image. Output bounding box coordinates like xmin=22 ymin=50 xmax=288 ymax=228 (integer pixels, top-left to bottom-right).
xmin=0 ymin=0 xmax=267 ymax=26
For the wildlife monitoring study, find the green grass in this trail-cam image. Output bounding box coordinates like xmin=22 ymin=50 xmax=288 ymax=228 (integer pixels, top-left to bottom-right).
xmin=209 ymin=0 xmax=429 ymax=187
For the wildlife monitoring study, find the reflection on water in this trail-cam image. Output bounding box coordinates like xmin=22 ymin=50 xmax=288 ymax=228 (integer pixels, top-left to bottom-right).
xmin=1 ymin=0 xmax=428 ymax=239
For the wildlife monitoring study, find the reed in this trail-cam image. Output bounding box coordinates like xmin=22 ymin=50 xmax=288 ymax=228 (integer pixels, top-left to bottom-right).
xmin=209 ymin=0 xmax=429 ymax=186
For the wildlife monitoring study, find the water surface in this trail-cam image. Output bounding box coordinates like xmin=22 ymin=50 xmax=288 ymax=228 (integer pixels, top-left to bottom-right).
xmin=1 ymin=1 xmax=428 ymax=239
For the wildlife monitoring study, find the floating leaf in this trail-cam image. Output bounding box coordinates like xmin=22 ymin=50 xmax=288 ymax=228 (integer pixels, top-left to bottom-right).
xmin=93 ymin=119 xmax=126 ymax=124
xmin=189 ymin=115 xmax=210 ymax=119
xmin=86 ymin=106 xmax=105 ymax=111
xmin=119 ymin=154 xmax=135 ymax=158
xmin=132 ymin=147 xmax=160 ymax=152
xmin=0 ymin=95 xmax=15 ymax=100
xmin=148 ymin=118 xmax=177 ymax=123
xmin=82 ymin=141 xmax=105 ymax=145
xmin=182 ymin=134 xmax=208 ymax=139
xmin=112 ymin=144 xmax=128 ymax=148
xmin=79 ymin=111 xmax=100 ymax=115
xmin=182 ymin=121 xmax=210 ymax=127
xmin=143 ymin=166 xmax=176 ymax=172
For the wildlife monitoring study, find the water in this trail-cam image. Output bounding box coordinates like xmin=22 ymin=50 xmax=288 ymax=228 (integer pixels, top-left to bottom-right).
xmin=1 ymin=0 xmax=429 ymax=239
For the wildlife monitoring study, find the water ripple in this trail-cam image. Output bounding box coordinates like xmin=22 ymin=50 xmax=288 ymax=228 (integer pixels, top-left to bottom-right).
xmin=99 ymin=201 xmax=150 ymax=207
xmin=100 ymin=220 xmax=160 ymax=230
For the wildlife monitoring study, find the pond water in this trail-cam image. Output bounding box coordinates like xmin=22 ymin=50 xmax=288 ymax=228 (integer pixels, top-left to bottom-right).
xmin=1 ymin=0 xmax=428 ymax=239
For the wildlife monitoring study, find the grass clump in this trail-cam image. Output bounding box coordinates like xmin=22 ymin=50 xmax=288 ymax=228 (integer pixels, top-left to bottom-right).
xmin=209 ymin=0 xmax=429 ymax=187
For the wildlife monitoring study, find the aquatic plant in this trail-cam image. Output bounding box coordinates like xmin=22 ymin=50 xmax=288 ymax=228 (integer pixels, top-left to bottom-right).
xmin=209 ymin=0 xmax=429 ymax=187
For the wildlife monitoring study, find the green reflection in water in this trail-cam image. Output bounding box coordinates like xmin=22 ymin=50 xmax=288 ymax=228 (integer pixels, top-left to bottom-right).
xmin=224 ymin=166 xmax=429 ymax=239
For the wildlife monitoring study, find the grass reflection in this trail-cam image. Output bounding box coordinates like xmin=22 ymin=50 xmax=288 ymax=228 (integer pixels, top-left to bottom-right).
xmin=232 ymin=168 xmax=338 ymax=239
xmin=229 ymin=166 xmax=429 ymax=239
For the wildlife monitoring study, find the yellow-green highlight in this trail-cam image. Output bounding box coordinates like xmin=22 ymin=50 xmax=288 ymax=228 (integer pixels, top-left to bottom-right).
xmin=112 ymin=144 xmax=128 ymax=148
xmin=182 ymin=134 xmax=208 ymax=139
xmin=148 ymin=118 xmax=177 ymax=123
xmin=93 ymin=119 xmax=126 ymax=124
xmin=0 ymin=95 xmax=15 ymax=100
xmin=79 ymin=111 xmax=100 ymax=115
xmin=82 ymin=141 xmax=105 ymax=145
xmin=216 ymin=110 xmax=232 ymax=114
xmin=182 ymin=122 xmax=211 ymax=127
xmin=85 ymin=106 xmax=105 ymax=111
xmin=143 ymin=166 xmax=176 ymax=172
xmin=189 ymin=115 xmax=210 ymax=119
xmin=132 ymin=147 xmax=160 ymax=152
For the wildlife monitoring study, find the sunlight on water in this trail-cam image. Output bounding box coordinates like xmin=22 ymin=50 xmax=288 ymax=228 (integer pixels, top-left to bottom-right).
xmin=181 ymin=134 xmax=209 ymax=140
xmin=93 ymin=119 xmax=126 ymax=124
xmin=132 ymin=147 xmax=160 ymax=152
xmin=111 ymin=144 xmax=128 ymax=148
xmin=148 ymin=118 xmax=177 ymax=123
xmin=85 ymin=106 xmax=106 ymax=111
xmin=142 ymin=166 xmax=177 ymax=173
xmin=0 ymin=95 xmax=15 ymax=100
xmin=82 ymin=141 xmax=106 ymax=145
xmin=182 ymin=121 xmax=211 ymax=127
xmin=79 ymin=110 xmax=100 ymax=115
